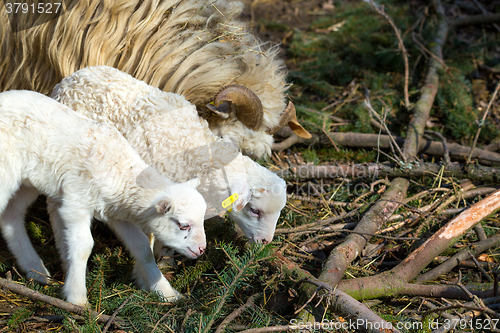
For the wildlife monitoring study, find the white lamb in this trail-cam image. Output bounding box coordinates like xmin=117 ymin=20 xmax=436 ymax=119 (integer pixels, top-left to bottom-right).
xmin=0 ymin=90 xmax=206 ymax=306
xmin=52 ymin=66 xmax=287 ymax=247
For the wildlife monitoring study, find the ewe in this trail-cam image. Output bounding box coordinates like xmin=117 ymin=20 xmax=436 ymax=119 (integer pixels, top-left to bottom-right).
xmin=0 ymin=0 xmax=310 ymax=159
xmin=52 ymin=66 xmax=287 ymax=245
xmin=0 ymin=91 xmax=206 ymax=306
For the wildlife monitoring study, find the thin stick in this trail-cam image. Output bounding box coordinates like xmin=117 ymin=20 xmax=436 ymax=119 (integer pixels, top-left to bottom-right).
xmin=102 ymin=295 xmax=132 ymax=333
xmin=152 ymin=309 xmax=175 ymax=333
xmin=293 ymin=289 xmax=318 ymax=315
xmin=425 ymin=130 xmax=450 ymax=165
xmin=0 ymin=277 xmax=126 ymax=326
xmin=180 ymin=309 xmax=195 ymax=333
xmin=215 ymin=294 xmax=259 ymax=333
xmin=411 ymin=32 xmax=448 ymax=69
xmin=340 ymin=229 xmax=419 ymax=241
xmin=468 ymin=252 xmax=494 ymax=282
xmin=420 ymin=302 xmax=498 ymax=317
xmin=367 ymin=0 xmax=410 ymax=109
xmin=467 ymin=80 xmax=500 ymax=163
xmin=364 ymin=90 xmax=406 ymax=163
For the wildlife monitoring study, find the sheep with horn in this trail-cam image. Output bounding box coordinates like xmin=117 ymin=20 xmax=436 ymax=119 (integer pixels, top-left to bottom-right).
xmin=0 ymin=0 xmax=311 ymax=158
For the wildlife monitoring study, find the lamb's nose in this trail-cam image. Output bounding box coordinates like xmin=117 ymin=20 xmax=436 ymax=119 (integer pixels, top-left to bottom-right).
xmin=199 ymin=247 xmax=205 ymax=255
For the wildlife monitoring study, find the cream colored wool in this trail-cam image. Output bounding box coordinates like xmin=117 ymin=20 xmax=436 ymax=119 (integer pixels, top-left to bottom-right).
xmin=0 ymin=0 xmax=288 ymax=158
xmin=0 ymin=90 xmax=207 ymax=306
xmin=52 ymin=66 xmax=287 ymax=244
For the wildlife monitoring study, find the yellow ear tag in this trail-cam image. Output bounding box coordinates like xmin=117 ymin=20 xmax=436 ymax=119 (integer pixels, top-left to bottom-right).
xmin=222 ymin=193 xmax=239 ymax=212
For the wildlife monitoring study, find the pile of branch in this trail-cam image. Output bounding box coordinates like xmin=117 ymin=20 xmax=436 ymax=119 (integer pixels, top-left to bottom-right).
xmin=267 ymin=0 xmax=500 ymax=331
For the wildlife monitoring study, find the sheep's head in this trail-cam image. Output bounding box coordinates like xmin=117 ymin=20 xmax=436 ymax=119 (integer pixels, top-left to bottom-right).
xmin=227 ymin=178 xmax=287 ymax=244
xmin=224 ymin=159 xmax=287 ymax=244
xmin=206 ymin=85 xmax=311 ymax=138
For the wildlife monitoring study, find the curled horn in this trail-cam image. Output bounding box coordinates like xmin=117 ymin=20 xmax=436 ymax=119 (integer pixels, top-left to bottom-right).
xmin=267 ymin=102 xmax=312 ymax=138
xmin=206 ymin=85 xmax=263 ymax=130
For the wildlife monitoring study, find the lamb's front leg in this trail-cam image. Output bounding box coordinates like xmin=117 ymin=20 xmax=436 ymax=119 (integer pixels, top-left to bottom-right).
xmin=106 ymin=219 xmax=181 ymax=300
xmin=57 ymin=204 xmax=94 ymax=307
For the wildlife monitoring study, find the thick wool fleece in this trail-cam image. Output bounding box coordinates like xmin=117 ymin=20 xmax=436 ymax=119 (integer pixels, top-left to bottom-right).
xmin=0 ymin=0 xmax=289 ymax=158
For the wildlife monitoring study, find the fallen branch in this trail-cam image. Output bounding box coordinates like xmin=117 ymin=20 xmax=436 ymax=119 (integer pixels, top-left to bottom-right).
xmin=420 ymin=302 xmax=499 ymax=319
xmin=331 ymin=132 xmax=500 ymax=164
xmin=273 ymin=252 xmax=399 ymax=333
xmin=416 ymin=233 xmax=500 ymax=282
xmin=451 ymin=13 xmax=500 ymax=28
xmin=471 ymin=0 xmax=500 ymax=32
xmin=423 ymin=300 xmax=461 ymax=333
xmin=102 ymin=295 xmax=132 ymax=333
xmin=275 ymin=162 xmax=500 ymax=182
xmin=0 ymin=277 xmax=126 ymax=326
xmin=308 ymin=178 xmax=408 ymax=292
xmin=402 ymin=0 xmax=447 ymax=161
xmin=338 ymin=189 xmax=500 ymax=300
xmin=273 ymin=130 xmax=500 ymax=165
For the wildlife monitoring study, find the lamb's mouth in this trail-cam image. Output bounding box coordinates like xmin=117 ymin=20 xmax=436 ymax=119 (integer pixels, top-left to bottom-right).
xmin=187 ymin=247 xmax=199 ymax=258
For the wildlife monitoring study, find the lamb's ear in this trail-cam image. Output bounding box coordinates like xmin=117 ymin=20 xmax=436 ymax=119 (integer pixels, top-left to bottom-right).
xmin=231 ymin=182 xmax=252 ymax=212
xmin=155 ymin=198 xmax=172 ymax=215
xmin=186 ymin=177 xmax=200 ymax=188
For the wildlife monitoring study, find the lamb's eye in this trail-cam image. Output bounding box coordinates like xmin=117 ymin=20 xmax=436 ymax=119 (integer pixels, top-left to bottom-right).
xmin=249 ymin=207 xmax=261 ymax=217
xmin=179 ymin=224 xmax=191 ymax=231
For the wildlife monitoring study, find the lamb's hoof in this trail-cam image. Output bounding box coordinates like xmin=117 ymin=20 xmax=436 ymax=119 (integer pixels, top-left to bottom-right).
xmin=152 ymin=282 xmax=183 ymax=302
xmin=66 ymin=297 xmax=90 ymax=308
xmin=63 ymin=287 xmax=89 ymax=307
xmin=163 ymin=289 xmax=183 ymax=302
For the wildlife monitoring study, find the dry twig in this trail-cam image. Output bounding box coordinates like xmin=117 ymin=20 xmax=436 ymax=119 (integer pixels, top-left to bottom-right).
xmin=367 ymin=0 xmax=410 ymax=109
xmin=0 ymin=277 xmax=126 ymax=326
xmin=467 ymin=79 xmax=500 ymax=163
xmin=216 ymin=294 xmax=259 ymax=333
xmin=102 ymin=295 xmax=132 ymax=333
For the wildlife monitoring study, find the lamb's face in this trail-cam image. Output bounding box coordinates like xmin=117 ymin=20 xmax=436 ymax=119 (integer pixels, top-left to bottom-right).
xmin=228 ymin=177 xmax=287 ymax=244
xmin=150 ymin=180 xmax=207 ymax=259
